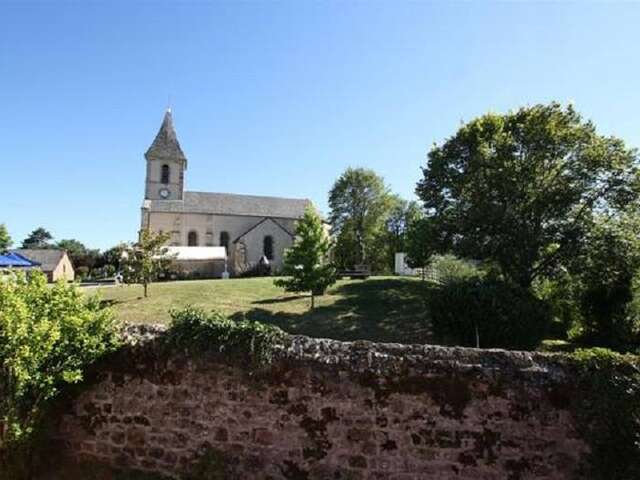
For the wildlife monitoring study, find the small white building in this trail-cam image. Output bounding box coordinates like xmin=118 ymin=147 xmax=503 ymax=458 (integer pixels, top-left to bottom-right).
xmin=163 ymin=246 xmax=227 ymax=279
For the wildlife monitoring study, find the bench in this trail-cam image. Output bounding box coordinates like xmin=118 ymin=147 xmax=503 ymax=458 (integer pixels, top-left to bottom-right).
xmin=337 ymin=264 xmax=371 ymax=280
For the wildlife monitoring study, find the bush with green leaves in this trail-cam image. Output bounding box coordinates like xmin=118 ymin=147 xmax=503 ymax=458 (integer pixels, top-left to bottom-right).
xmin=425 ymin=254 xmax=481 ymax=284
xmin=428 ymin=277 xmax=550 ymax=350
xmin=533 ymin=274 xmax=582 ymax=340
xmin=568 ymin=348 xmax=640 ymax=479
xmin=566 ymin=215 xmax=640 ymax=351
xmin=0 ymin=271 xmax=120 ymax=475
xmin=166 ymin=307 xmax=288 ymax=367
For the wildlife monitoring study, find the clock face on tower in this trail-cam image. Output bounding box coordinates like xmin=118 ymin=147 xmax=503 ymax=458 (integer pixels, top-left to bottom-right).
xmin=159 ymin=188 xmax=170 ymax=199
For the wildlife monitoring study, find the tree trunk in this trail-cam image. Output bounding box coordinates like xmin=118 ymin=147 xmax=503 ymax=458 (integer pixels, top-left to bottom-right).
xmin=311 ymin=293 xmax=315 ymax=310
xmin=356 ymin=228 xmax=365 ymax=265
xmin=475 ymin=322 xmax=480 ymax=348
xmin=143 ymin=282 xmax=148 ymax=298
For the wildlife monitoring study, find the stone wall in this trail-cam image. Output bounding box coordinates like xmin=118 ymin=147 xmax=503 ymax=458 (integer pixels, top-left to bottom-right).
xmin=56 ymin=326 xmax=588 ymax=479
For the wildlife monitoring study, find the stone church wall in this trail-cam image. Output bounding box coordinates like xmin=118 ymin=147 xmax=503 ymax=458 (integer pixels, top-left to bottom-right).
xmin=147 ymin=212 xmax=296 ymax=274
xmin=56 ymin=327 xmax=588 ymax=479
xmin=147 ymin=212 xmax=257 ymax=247
xmin=237 ymin=218 xmax=296 ymax=271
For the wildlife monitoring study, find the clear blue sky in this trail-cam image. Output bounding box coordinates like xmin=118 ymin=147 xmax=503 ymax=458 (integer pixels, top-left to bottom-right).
xmin=2 ymin=1 xmax=639 ymax=250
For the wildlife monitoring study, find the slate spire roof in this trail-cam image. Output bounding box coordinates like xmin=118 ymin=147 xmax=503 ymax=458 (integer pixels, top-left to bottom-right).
xmin=145 ymin=109 xmax=188 ymax=166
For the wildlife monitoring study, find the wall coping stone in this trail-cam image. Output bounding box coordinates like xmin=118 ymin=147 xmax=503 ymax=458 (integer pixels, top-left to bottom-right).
xmin=121 ymin=323 xmax=568 ymax=381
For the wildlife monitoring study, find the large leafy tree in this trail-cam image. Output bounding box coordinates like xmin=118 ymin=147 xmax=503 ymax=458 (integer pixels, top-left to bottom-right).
xmin=87 ymin=243 xmax=129 ymax=279
xmin=416 ymin=103 xmax=640 ymax=289
xmin=56 ymin=239 xmax=100 ymax=271
xmin=0 ymin=224 xmax=12 ymax=252
xmin=20 ymin=228 xmax=53 ymax=249
xmin=385 ymin=197 xmax=422 ymax=269
xmin=122 ymin=230 xmax=171 ymax=297
xmin=55 ymin=239 xmax=87 ymax=260
xmin=99 ymin=243 xmax=129 ymax=268
xmin=329 ymin=167 xmax=393 ymax=270
xmin=405 ymin=217 xmax=433 ymax=280
xmin=275 ymin=207 xmax=336 ymax=309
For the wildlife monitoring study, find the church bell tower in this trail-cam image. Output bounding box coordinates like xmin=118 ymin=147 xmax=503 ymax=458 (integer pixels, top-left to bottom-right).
xmin=144 ymin=109 xmax=187 ymax=201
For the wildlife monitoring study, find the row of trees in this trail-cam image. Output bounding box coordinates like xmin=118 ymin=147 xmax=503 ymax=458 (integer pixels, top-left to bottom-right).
xmin=1 ymin=222 xmax=173 ymax=299
xmin=0 ymin=225 xmax=135 ymax=280
xmin=0 ymin=224 xmax=171 ymax=290
xmin=1 ymin=226 xmax=61 ymax=251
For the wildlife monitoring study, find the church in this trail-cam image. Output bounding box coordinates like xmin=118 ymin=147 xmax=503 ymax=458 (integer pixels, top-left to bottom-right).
xmin=140 ymin=110 xmax=311 ymax=277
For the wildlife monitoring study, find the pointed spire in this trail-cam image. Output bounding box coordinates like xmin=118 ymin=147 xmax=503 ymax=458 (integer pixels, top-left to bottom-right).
xmin=145 ymin=109 xmax=187 ymax=166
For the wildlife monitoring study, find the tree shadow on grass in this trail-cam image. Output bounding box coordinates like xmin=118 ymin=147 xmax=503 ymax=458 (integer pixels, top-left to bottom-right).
xmin=98 ymin=296 xmax=144 ymax=309
xmin=232 ymin=278 xmax=435 ymax=344
xmin=252 ymin=295 xmax=309 ymax=304
xmin=99 ymin=299 xmax=122 ymax=308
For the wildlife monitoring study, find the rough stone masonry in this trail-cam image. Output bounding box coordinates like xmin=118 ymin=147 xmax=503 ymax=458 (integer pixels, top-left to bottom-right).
xmin=56 ymin=325 xmax=588 ymax=479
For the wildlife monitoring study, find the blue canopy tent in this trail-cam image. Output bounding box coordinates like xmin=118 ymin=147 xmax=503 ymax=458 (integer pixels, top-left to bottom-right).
xmin=0 ymin=252 xmax=40 ymax=268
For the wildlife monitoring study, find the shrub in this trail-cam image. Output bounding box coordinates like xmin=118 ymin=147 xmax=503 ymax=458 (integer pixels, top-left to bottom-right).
xmin=425 ymin=254 xmax=481 ymax=284
xmin=569 ymin=270 xmax=640 ymax=352
xmin=567 ymin=215 xmax=640 ymax=352
xmin=89 ymin=264 xmax=116 ymax=279
xmin=568 ymin=348 xmax=640 ymax=479
xmin=0 ymin=271 xmax=120 ymax=477
xmin=166 ymin=307 xmax=288 ymax=367
xmin=75 ymin=265 xmax=90 ymax=280
xmin=533 ymin=274 xmax=582 ymax=340
xmin=429 ymin=277 xmax=550 ymax=350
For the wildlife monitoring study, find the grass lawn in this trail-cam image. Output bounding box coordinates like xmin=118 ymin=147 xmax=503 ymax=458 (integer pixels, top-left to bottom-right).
xmin=93 ymin=276 xmax=433 ymax=344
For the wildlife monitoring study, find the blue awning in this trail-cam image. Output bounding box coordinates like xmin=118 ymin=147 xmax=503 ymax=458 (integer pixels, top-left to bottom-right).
xmin=0 ymin=252 xmax=41 ymax=267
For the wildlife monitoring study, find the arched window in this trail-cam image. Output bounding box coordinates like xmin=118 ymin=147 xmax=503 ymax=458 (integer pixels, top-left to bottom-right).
xmin=161 ymin=164 xmax=170 ymax=184
xmin=187 ymin=230 xmax=198 ymax=246
xmin=219 ymin=231 xmax=229 ymax=251
xmin=263 ymin=235 xmax=274 ymax=260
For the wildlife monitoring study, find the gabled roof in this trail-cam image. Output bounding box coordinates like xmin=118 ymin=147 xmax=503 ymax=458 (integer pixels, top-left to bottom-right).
xmin=14 ymin=249 xmax=66 ymax=272
xmin=233 ymin=217 xmax=294 ymax=244
xmin=145 ymin=109 xmax=187 ymax=166
xmin=0 ymin=252 xmax=40 ymax=268
xmin=144 ymin=191 xmax=311 ymax=219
